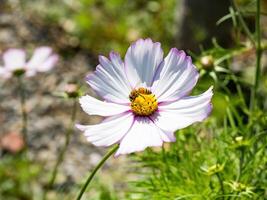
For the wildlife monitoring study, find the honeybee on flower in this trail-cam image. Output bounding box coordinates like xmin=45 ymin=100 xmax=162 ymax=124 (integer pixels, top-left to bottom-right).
xmin=77 ymin=38 xmax=213 ymax=156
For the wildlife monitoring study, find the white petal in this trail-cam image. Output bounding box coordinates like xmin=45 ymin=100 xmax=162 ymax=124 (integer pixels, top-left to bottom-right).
xmin=79 ymin=95 xmax=130 ymax=117
xmin=115 ymin=117 xmax=164 ymax=156
xmin=153 ymin=87 xmax=213 ymax=132
xmin=25 ymin=70 xmax=37 ymax=77
xmin=125 ymin=38 xmax=163 ymax=88
xmin=35 ymin=54 xmax=58 ymax=72
xmin=76 ymin=112 xmax=134 ymax=147
xmin=87 ymin=52 xmax=131 ymax=104
xmin=157 ymin=129 xmax=176 ymax=142
xmin=152 ymin=48 xmax=199 ymax=102
xmin=27 ymin=47 xmax=53 ymax=70
xmin=0 ymin=67 xmax=11 ymax=79
xmin=3 ymin=49 xmax=26 ymax=70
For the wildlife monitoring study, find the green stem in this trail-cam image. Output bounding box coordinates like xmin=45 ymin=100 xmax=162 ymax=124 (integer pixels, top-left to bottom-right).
xmin=18 ymin=77 xmax=28 ymax=145
xmin=230 ymin=74 xmax=247 ymax=110
xmin=250 ymin=0 xmax=262 ymax=112
xmin=161 ymin=146 xmax=170 ymax=192
xmin=216 ymin=173 xmax=225 ymax=200
xmin=231 ymin=0 xmax=255 ymax=44
xmin=232 ymin=150 xmax=245 ymax=200
xmin=76 ymin=144 xmax=119 ymax=200
xmin=236 ymin=150 xmax=244 ymax=182
xmin=47 ymin=99 xmax=78 ymax=188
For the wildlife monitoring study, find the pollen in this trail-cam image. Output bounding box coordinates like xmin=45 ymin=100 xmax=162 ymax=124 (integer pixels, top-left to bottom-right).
xmin=129 ymin=87 xmax=158 ymax=116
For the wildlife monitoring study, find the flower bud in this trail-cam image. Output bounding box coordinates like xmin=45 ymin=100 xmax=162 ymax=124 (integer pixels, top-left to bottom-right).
xmin=64 ymin=83 xmax=80 ymax=98
xmin=200 ymin=55 xmax=214 ymax=70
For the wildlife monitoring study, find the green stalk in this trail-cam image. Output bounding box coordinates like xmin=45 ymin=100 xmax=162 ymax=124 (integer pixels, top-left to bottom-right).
xmin=76 ymin=144 xmax=119 ymax=200
xmin=216 ymin=173 xmax=225 ymax=200
xmin=18 ymin=77 xmax=28 ymax=145
xmin=250 ymin=0 xmax=262 ymax=112
xmin=48 ymin=99 xmax=78 ymax=188
xmin=231 ymin=0 xmax=254 ymax=44
xmin=236 ymin=149 xmax=244 ymax=182
xmin=161 ymin=146 xmax=170 ymax=192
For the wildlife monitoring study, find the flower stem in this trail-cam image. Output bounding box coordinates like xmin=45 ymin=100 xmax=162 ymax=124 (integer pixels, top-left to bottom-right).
xmin=18 ymin=77 xmax=28 ymax=145
xmin=250 ymin=0 xmax=262 ymax=112
xmin=216 ymin=173 xmax=225 ymax=200
xmin=231 ymin=0 xmax=254 ymax=44
xmin=236 ymin=149 xmax=244 ymax=182
xmin=47 ymin=99 xmax=78 ymax=188
xmin=76 ymin=144 xmax=119 ymax=200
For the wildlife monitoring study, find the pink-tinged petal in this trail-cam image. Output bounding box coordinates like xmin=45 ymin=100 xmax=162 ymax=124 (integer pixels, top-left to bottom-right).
xmin=26 ymin=46 xmax=53 ymax=70
xmin=0 ymin=67 xmax=11 ymax=79
xmin=115 ymin=117 xmax=164 ymax=156
xmin=151 ymin=48 xmax=199 ymax=102
xmin=0 ymin=67 xmax=4 ymax=75
xmin=79 ymin=95 xmax=130 ymax=117
xmin=35 ymin=54 xmax=58 ymax=72
xmin=25 ymin=70 xmax=37 ymax=77
xmin=152 ymin=87 xmax=213 ymax=132
xmin=157 ymin=128 xmax=176 ymax=142
xmin=3 ymin=49 xmax=26 ymax=70
xmin=76 ymin=112 xmax=134 ymax=147
xmin=124 ymin=38 xmax=163 ymax=88
xmin=87 ymin=52 xmax=131 ymax=104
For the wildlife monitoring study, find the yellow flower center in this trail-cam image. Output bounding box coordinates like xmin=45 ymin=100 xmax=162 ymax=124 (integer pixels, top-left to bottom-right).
xmin=129 ymin=88 xmax=158 ymax=116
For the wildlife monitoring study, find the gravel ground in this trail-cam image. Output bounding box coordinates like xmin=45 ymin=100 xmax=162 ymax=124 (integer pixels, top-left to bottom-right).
xmin=0 ymin=2 xmax=132 ymax=198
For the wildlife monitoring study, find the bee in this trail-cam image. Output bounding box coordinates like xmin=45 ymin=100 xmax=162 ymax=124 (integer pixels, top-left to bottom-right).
xmin=129 ymin=87 xmax=151 ymax=102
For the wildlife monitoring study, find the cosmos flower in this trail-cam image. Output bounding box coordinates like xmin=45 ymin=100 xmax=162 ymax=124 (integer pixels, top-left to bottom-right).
xmin=77 ymin=38 xmax=213 ymax=156
xmin=0 ymin=47 xmax=58 ymax=79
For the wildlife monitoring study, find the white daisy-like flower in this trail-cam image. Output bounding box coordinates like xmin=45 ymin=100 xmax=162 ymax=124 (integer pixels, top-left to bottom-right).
xmin=77 ymin=38 xmax=213 ymax=157
xmin=0 ymin=47 xmax=58 ymax=79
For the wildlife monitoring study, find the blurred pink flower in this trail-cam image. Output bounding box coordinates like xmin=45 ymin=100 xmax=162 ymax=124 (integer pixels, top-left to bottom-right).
xmin=0 ymin=47 xmax=58 ymax=78
xmin=77 ymin=38 xmax=213 ymax=156
xmin=0 ymin=132 xmax=25 ymax=153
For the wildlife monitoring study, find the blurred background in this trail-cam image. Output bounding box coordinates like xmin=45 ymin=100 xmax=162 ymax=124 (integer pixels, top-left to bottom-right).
xmin=0 ymin=0 xmax=266 ymax=199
